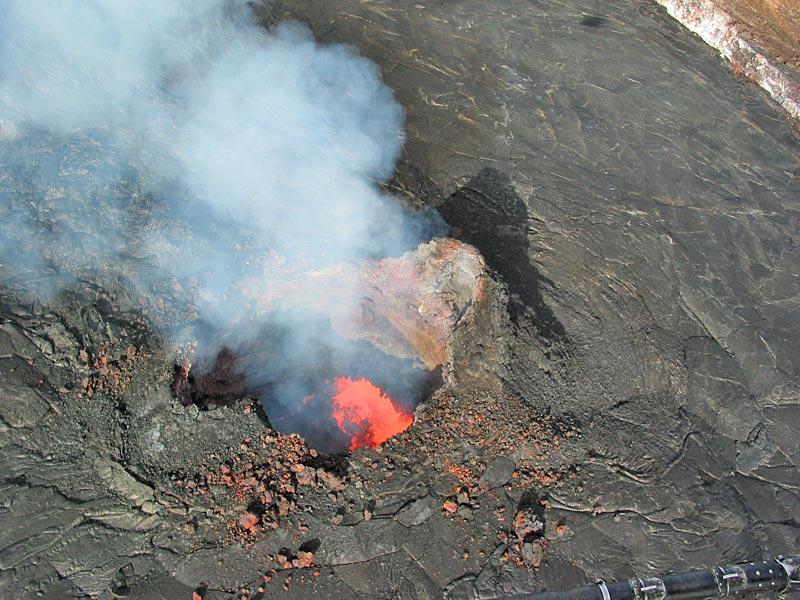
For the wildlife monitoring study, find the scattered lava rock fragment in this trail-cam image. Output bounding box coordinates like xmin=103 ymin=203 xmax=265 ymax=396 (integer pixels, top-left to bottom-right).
xmin=274 ymin=548 xmax=315 ymax=570
xmin=77 ymin=342 xmax=143 ymax=399
xmin=317 ymin=469 xmax=346 ymax=492
xmin=172 ymin=429 xmax=353 ymax=547
xmin=504 ymin=493 xmax=549 ymax=568
xmin=514 ymin=508 xmax=544 ymax=542
xmin=238 ymin=511 xmax=259 ymax=532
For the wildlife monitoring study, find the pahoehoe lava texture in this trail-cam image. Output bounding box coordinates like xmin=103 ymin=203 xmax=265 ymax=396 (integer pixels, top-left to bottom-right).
xmin=2 ymin=1 xmax=800 ymax=599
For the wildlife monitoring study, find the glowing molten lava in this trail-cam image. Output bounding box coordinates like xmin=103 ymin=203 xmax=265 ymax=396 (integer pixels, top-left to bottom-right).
xmin=331 ymin=376 xmax=413 ymax=450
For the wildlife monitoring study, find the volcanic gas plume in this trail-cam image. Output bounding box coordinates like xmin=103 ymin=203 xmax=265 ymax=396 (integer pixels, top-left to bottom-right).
xmin=0 ymin=0 xmax=457 ymax=449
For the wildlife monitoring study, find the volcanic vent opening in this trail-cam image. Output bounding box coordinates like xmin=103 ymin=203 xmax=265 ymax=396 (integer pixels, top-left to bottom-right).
xmin=173 ymin=237 xmax=487 ymax=454
xmin=176 ymin=310 xmax=443 ymax=454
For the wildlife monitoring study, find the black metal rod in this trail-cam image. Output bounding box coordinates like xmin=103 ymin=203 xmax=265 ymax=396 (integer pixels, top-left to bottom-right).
xmin=493 ymin=556 xmax=799 ymax=600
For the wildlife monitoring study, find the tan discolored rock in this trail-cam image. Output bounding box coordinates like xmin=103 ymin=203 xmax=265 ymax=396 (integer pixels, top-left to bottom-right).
xmin=243 ymin=238 xmax=488 ymax=369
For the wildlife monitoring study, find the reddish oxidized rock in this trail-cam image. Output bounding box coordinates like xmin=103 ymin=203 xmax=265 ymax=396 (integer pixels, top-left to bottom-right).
xmin=238 ymin=511 xmax=259 ymax=531
xmin=242 ymin=238 xmax=488 ymax=369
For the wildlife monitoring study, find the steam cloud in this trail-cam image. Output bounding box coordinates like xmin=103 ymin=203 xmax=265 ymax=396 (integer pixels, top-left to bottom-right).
xmin=0 ymin=1 xmax=440 ymax=446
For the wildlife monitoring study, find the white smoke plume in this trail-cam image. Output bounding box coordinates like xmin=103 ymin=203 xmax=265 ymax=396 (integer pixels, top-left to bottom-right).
xmin=0 ymin=0 xmax=440 ymax=447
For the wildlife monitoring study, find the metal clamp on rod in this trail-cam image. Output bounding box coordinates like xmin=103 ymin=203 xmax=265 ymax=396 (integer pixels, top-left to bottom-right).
xmin=596 ymin=579 xmax=611 ymax=600
xmin=777 ymin=556 xmax=800 ymax=588
xmin=491 ymin=555 xmax=799 ymax=600
xmin=630 ymin=576 xmax=667 ymax=600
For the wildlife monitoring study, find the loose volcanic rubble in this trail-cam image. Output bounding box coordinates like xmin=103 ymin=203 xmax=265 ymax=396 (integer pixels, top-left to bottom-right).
xmin=410 ymin=387 xmax=579 ymax=570
xmin=152 ymin=226 xmax=578 ymax=597
xmin=76 ymin=342 xmax=144 ymax=399
xmin=171 ymin=429 xmax=323 ymax=552
xmin=166 ymin=388 xmax=577 ymax=599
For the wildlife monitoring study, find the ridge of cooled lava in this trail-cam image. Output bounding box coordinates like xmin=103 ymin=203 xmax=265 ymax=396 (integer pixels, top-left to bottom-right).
xmin=242 ymin=237 xmax=488 ymax=370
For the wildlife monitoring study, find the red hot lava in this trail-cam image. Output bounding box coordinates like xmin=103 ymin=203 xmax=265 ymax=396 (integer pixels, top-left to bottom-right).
xmin=331 ymin=376 xmax=413 ymax=450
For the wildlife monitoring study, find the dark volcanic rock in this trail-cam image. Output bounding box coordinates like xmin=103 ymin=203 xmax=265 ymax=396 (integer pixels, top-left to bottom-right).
xmin=396 ymin=495 xmax=438 ymax=527
xmin=481 ymin=457 xmax=516 ymax=489
xmin=2 ymin=1 xmax=800 ymax=599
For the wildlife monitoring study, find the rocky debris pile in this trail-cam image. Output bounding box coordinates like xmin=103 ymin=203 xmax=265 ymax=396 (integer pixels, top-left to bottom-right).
xmin=76 ymin=342 xmax=143 ymax=399
xmin=407 ymin=387 xmax=579 ymax=489
xmin=273 ymin=548 xmax=315 ymax=570
xmin=172 ymin=429 xmax=348 ymax=547
xmin=508 ymin=503 xmax=548 ymax=568
xmin=434 ymin=449 xmax=571 ymax=569
xmin=442 ymin=484 xmax=477 ymax=520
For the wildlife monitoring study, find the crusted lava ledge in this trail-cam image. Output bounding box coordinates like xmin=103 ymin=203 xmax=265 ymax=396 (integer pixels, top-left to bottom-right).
xmin=242 ymin=237 xmax=490 ymax=371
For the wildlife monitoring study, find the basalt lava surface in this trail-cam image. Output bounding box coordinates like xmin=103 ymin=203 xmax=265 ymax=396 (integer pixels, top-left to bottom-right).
xmin=2 ymin=2 xmax=800 ymax=600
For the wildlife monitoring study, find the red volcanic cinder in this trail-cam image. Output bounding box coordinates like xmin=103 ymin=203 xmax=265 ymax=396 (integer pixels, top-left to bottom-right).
xmin=331 ymin=376 xmax=414 ymax=450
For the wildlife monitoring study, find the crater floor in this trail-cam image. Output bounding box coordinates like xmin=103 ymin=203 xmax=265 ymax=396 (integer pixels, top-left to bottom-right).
xmin=1 ymin=1 xmax=799 ymax=599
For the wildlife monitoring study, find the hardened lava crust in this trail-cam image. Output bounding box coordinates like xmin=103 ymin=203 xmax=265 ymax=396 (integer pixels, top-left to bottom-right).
xmin=1 ymin=1 xmax=799 ymax=599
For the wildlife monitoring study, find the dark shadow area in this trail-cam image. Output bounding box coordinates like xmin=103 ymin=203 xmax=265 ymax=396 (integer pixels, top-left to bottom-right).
xmin=580 ymin=15 xmax=607 ymax=27
xmin=438 ymin=168 xmax=566 ymax=343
